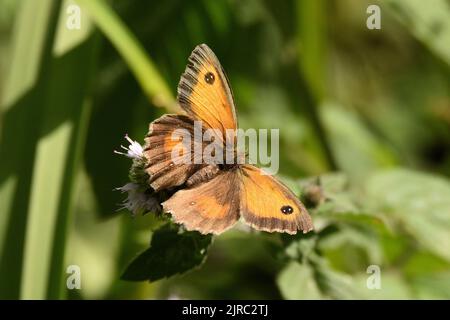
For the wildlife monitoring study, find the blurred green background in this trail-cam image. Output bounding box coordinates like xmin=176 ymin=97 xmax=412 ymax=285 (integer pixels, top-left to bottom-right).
xmin=0 ymin=0 xmax=449 ymax=299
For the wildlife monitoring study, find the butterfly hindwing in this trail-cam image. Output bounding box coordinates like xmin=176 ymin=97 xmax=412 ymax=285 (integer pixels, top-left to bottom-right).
xmin=162 ymin=170 xmax=240 ymax=235
xmin=239 ymin=165 xmax=313 ymax=234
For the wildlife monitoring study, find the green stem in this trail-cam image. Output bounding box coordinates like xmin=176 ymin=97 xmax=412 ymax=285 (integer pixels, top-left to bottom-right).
xmin=75 ymin=0 xmax=177 ymax=112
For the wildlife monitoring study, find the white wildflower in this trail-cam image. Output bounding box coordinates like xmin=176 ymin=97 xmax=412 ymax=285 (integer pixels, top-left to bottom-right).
xmin=114 ymin=134 xmax=144 ymax=159
xmin=116 ymin=182 xmax=160 ymax=216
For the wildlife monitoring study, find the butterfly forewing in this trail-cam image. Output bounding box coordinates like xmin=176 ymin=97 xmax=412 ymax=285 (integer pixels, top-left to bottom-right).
xmin=144 ymin=114 xmax=203 ymax=191
xmin=178 ymin=44 xmax=238 ymax=144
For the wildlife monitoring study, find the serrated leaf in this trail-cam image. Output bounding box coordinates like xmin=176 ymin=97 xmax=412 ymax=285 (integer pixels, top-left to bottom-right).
xmin=121 ymin=224 xmax=212 ymax=282
xmin=277 ymin=261 xmax=322 ymax=299
xmin=310 ymin=253 xmax=370 ymax=299
xmin=282 ymin=234 xmax=318 ymax=261
xmin=318 ymin=224 xmax=384 ymax=268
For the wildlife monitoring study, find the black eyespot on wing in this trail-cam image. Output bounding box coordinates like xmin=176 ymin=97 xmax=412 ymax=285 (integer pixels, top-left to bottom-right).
xmin=281 ymin=205 xmax=293 ymax=215
xmin=204 ymin=72 xmax=215 ymax=84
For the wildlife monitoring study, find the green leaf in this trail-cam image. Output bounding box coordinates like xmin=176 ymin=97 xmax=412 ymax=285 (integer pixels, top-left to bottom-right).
xmin=318 ymin=224 xmax=384 ymax=271
xmin=320 ymin=103 xmax=397 ymax=178
xmin=297 ymin=173 xmax=387 ymax=234
xmin=402 ymin=251 xmax=450 ymax=299
xmin=352 ymin=271 xmax=414 ymax=299
xmin=411 ymin=272 xmax=450 ymax=299
xmin=299 ymin=173 xmax=360 ymax=215
xmin=277 ymin=261 xmax=322 ymax=299
xmin=281 ymin=233 xmax=318 ymax=262
xmin=385 ymin=0 xmax=450 ymax=66
xmin=310 ymin=253 xmax=371 ymax=299
xmin=365 ymin=169 xmax=450 ymax=262
xmin=121 ymin=224 xmax=212 ymax=282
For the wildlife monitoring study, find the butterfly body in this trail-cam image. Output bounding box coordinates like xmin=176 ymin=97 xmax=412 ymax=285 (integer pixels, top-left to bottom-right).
xmin=186 ymin=164 xmax=219 ymax=187
xmin=143 ymin=44 xmax=313 ymax=235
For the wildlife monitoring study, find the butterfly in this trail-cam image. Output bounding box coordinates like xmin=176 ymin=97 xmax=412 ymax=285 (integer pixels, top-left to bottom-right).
xmin=143 ymin=44 xmax=313 ymax=235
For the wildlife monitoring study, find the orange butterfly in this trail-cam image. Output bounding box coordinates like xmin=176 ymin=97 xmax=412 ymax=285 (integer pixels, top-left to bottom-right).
xmin=143 ymin=44 xmax=313 ymax=235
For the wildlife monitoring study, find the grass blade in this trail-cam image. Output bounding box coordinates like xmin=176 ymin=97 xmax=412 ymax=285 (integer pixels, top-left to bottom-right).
xmin=75 ymin=0 xmax=177 ymax=112
xmin=0 ymin=0 xmax=61 ymax=299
